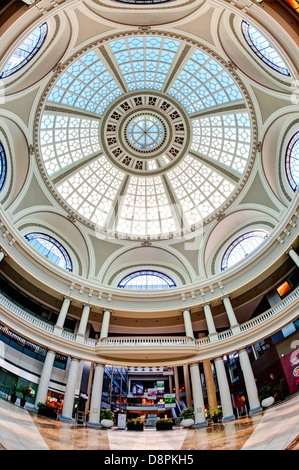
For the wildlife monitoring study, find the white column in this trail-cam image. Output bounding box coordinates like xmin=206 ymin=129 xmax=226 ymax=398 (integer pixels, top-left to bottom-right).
xmin=54 ymin=297 xmax=71 ymax=334
xmin=0 ymin=251 xmax=5 ymax=262
xmin=214 ymin=357 xmax=235 ymax=422
xmin=34 ymin=349 xmax=56 ymax=407
xmin=203 ymin=303 xmax=218 ymax=342
xmin=182 ymin=309 xmax=194 ymax=338
xmin=88 ymin=363 xmax=105 ymax=428
xmin=238 ymin=348 xmax=262 ymax=415
xmin=189 ymin=363 xmax=207 ymax=427
xmin=222 ymin=296 xmax=240 ymax=334
xmin=76 ymin=304 xmax=90 ymax=342
xmin=100 ymin=310 xmax=110 ymax=339
xmin=288 ymin=248 xmax=299 ymax=267
xmin=60 ymin=357 xmax=80 ymax=422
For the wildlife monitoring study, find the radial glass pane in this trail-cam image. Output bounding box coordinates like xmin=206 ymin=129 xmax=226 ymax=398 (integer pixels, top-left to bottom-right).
xmin=47 ymin=50 xmax=123 ymax=114
xmin=168 ymin=49 xmax=243 ymax=113
xmin=241 ymin=21 xmax=290 ymax=76
xmin=167 ymin=154 xmax=235 ymax=225
xmin=109 ymin=36 xmax=180 ymax=91
xmin=191 ymin=113 xmax=251 ymax=172
xmin=0 ymin=23 xmax=48 ymax=79
xmin=57 ymin=155 xmax=124 ymax=227
xmin=24 ymin=233 xmax=73 ymax=271
xmin=221 ymin=230 xmax=268 ymax=271
xmin=116 ymin=175 xmax=176 ymax=236
xmin=40 ymin=114 xmax=101 ymax=174
xmin=118 ymin=270 xmax=176 ymax=289
xmin=285 ymin=131 xmax=299 ymax=191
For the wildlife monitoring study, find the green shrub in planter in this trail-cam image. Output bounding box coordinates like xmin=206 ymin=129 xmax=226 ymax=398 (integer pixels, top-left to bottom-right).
xmin=126 ymin=418 xmax=144 ymax=431
xmin=155 ymin=418 xmax=173 ymax=430
xmin=100 ymin=409 xmax=115 ymax=421
xmin=37 ymin=402 xmax=58 ymax=419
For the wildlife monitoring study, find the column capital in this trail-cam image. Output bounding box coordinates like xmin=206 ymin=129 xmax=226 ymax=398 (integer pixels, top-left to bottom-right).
xmin=221 ymin=294 xmax=230 ymax=301
xmin=202 ymin=301 xmax=211 ymax=308
xmin=189 ymin=362 xmax=199 ymax=368
xmin=214 ymin=356 xmax=224 ymax=363
xmin=181 ymin=308 xmax=191 ymax=313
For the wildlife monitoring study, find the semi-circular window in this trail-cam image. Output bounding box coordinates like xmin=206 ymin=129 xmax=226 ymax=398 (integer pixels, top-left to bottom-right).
xmin=241 ymin=21 xmax=290 ymax=76
xmin=114 ymin=0 xmax=173 ymax=3
xmin=24 ymin=232 xmax=73 ymax=271
xmin=118 ymin=270 xmax=176 ymax=289
xmin=0 ymin=142 xmax=7 ymax=191
xmin=0 ymin=23 xmax=48 ymax=79
xmin=221 ymin=230 xmax=268 ymax=271
xmin=285 ymin=131 xmax=299 ymax=191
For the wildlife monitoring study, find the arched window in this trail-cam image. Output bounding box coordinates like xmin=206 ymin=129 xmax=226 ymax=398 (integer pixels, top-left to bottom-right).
xmin=118 ymin=270 xmax=176 ymax=289
xmin=24 ymin=232 xmax=73 ymax=271
xmin=0 ymin=23 xmax=48 ymax=79
xmin=221 ymin=230 xmax=268 ymax=271
xmin=241 ymin=21 xmax=290 ymax=76
xmin=285 ymin=131 xmax=299 ymax=191
xmin=0 ymin=142 xmax=7 ymax=191
xmin=114 ymin=0 xmax=173 ymax=2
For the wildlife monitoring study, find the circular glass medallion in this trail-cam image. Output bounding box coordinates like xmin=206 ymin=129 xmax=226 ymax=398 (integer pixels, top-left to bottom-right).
xmin=127 ymin=114 xmax=164 ymax=151
xmin=101 ymin=91 xmax=191 ymax=175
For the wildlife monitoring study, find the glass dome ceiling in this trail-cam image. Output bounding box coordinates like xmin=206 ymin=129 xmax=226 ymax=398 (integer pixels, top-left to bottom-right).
xmin=37 ymin=34 xmax=254 ymax=240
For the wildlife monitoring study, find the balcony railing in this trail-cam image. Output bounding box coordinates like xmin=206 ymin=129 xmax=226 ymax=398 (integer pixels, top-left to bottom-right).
xmin=0 ymin=287 xmax=298 ymax=357
xmin=100 ymin=336 xmax=194 ymax=346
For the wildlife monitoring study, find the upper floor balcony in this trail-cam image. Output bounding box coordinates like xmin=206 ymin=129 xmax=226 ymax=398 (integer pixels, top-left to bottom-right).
xmin=0 ymin=286 xmax=298 ymax=366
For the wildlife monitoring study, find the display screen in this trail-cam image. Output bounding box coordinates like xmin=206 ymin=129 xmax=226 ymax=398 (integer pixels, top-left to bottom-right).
xmin=276 ymin=281 xmax=291 ymax=297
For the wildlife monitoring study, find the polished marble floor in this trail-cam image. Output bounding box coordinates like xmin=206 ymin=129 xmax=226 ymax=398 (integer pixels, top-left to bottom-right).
xmin=0 ymin=395 xmax=299 ymax=451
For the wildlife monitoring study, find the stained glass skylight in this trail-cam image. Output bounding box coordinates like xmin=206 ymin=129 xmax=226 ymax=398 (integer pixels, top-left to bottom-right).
xmin=285 ymin=131 xmax=299 ymax=191
xmin=38 ymin=34 xmax=254 ymax=240
xmin=221 ymin=230 xmax=268 ymax=271
xmin=24 ymin=233 xmax=73 ymax=271
xmin=0 ymin=23 xmax=48 ymax=79
xmin=118 ymin=270 xmax=176 ymax=289
xmin=241 ymin=21 xmax=290 ymax=76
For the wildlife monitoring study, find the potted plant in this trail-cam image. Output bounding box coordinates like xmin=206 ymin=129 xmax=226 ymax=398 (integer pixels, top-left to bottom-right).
xmin=155 ymin=418 xmax=173 ymax=431
xmin=16 ymin=386 xmax=34 ymax=407
xmin=207 ymin=407 xmax=222 ymax=423
xmin=100 ymin=409 xmax=115 ymax=428
xmin=179 ymin=407 xmax=195 ymax=428
xmin=126 ymin=418 xmax=144 ymax=431
xmin=9 ymin=381 xmax=18 ymax=404
xmin=259 ymin=385 xmax=274 ymax=407
xmin=37 ymin=402 xmax=58 ymax=419
xmin=272 ymin=384 xmax=285 ymax=402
